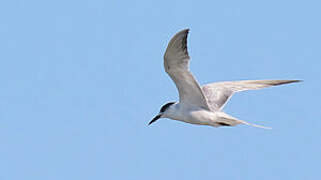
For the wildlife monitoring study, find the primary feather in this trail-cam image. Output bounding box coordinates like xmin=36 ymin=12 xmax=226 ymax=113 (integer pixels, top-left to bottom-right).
xmin=164 ymin=29 xmax=210 ymax=110
xmin=202 ymin=80 xmax=301 ymax=111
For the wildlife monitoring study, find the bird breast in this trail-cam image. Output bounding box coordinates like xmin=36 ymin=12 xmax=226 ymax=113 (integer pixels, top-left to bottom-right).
xmin=170 ymin=104 xmax=215 ymax=125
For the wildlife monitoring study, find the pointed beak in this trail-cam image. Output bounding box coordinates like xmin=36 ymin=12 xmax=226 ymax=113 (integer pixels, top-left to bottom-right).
xmin=148 ymin=114 xmax=162 ymax=125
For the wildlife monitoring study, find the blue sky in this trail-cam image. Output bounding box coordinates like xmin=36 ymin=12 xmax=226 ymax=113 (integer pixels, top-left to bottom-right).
xmin=0 ymin=0 xmax=320 ymax=179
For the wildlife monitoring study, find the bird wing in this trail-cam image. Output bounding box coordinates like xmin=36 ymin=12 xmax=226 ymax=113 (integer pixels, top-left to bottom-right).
xmin=202 ymin=80 xmax=301 ymax=111
xmin=164 ymin=29 xmax=210 ymax=110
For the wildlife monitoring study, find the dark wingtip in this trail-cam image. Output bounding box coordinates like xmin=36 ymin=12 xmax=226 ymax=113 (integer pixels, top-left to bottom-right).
xmin=285 ymin=80 xmax=303 ymax=85
xmin=269 ymin=79 xmax=303 ymax=86
xmin=177 ymin=28 xmax=189 ymax=35
xmin=293 ymin=80 xmax=303 ymax=83
xmin=286 ymin=80 xmax=303 ymax=83
xmin=182 ymin=28 xmax=189 ymax=31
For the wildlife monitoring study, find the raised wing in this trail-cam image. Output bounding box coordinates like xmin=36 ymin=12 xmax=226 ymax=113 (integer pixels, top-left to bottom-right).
xmin=202 ymin=80 xmax=301 ymax=111
xmin=164 ymin=29 xmax=210 ymax=110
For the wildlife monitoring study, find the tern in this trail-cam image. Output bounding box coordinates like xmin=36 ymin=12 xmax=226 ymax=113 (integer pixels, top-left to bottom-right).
xmin=149 ymin=29 xmax=300 ymax=129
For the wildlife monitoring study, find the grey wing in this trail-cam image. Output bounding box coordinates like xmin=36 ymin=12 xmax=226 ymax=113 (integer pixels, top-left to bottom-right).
xmin=202 ymin=80 xmax=301 ymax=111
xmin=164 ymin=29 xmax=210 ymax=110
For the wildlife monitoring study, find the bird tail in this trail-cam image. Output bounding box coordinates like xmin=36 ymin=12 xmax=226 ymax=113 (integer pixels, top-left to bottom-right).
xmin=215 ymin=111 xmax=271 ymax=129
xmin=238 ymin=119 xmax=272 ymax=129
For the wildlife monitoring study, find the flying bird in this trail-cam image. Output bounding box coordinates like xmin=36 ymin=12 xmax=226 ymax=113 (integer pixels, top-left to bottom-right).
xmin=149 ymin=29 xmax=300 ymax=129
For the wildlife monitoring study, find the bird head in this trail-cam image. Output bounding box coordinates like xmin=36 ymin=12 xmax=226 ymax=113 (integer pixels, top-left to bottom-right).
xmin=149 ymin=102 xmax=176 ymax=125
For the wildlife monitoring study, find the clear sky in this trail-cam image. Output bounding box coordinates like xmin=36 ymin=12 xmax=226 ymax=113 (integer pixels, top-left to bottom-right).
xmin=0 ymin=0 xmax=320 ymax=179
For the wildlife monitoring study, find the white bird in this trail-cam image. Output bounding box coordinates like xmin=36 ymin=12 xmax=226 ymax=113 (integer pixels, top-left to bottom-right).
xmin=149 ymin=29 xmax=300 ymax=129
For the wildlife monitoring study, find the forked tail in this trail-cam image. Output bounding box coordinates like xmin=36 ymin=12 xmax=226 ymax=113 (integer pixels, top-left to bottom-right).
xmin=238 ymin=119 xmax=272 ymax=129
xmin=215 ymin=111 xmax=271 ymax=129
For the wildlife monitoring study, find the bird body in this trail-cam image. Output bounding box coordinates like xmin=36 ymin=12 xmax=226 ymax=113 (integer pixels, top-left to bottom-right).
xmin=161 ymin=103 xmax=214 ymax=125
xmin=149 ymin=29 xmax=300 ymax=129
xmin=160 ymin=102 xmax=268 ymax=128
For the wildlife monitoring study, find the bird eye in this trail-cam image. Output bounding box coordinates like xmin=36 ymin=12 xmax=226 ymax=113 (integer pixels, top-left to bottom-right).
xmin=160 ymin=102 xmax=175 ymax=113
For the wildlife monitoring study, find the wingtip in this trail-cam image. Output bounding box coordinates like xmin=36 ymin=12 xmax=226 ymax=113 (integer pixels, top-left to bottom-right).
xmin=177 ymin=28 xmax=189 ymax=34
xmin=179 ymin=28 xmax=190 ymax=34
xmin=284 ymin=79 xmax=303 ymax=84
xmin=293 ymin=79 xmax=303 ymax=83
xmin=267 ymin=79 xmax=303 ymax=86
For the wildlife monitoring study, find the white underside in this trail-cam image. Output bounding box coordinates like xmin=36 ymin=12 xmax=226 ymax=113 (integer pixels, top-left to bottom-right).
xmin=163 ymin=103 xmax=270 ymax=129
